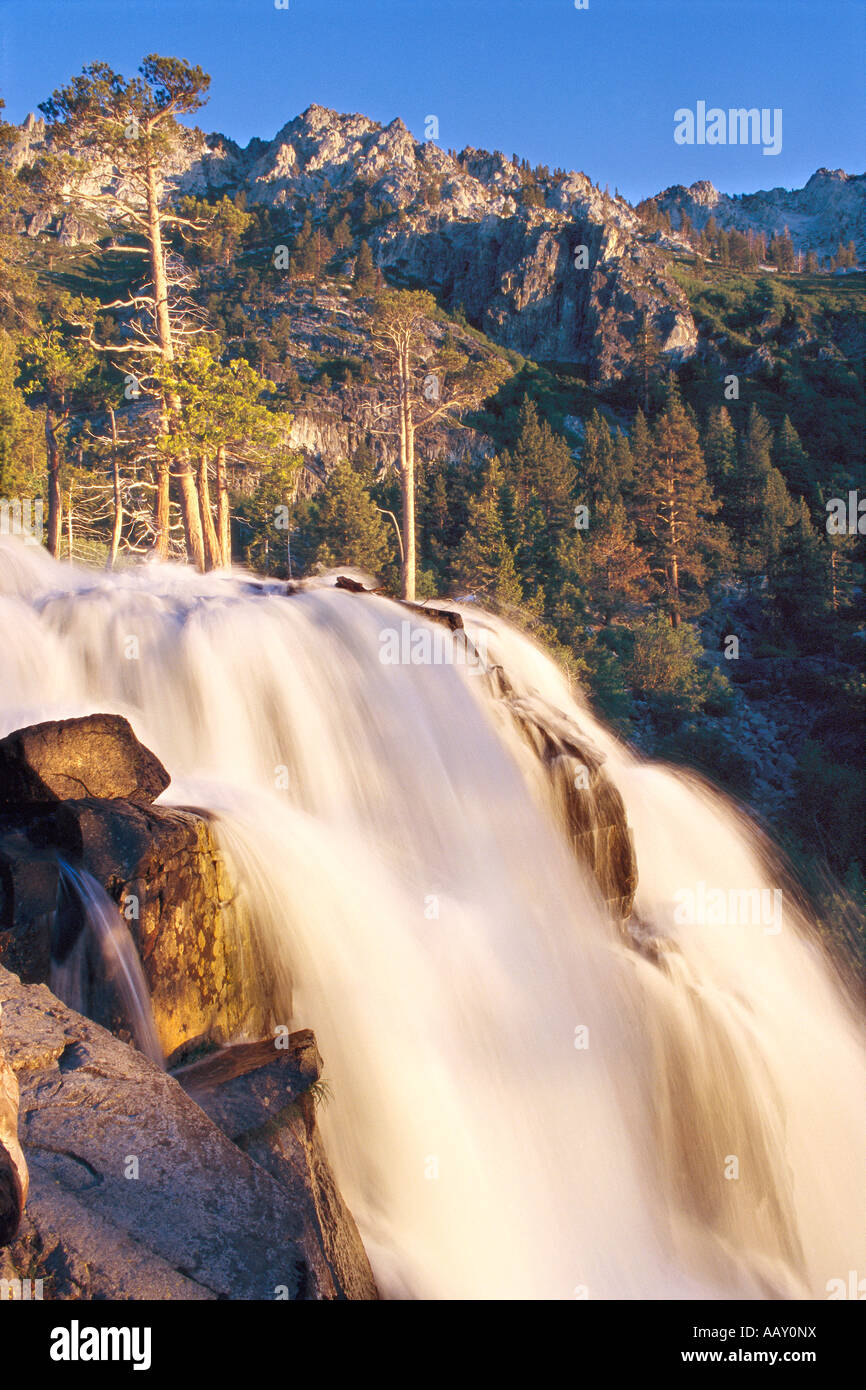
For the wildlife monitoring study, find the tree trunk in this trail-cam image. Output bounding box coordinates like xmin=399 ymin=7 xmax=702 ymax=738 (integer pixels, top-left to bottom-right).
xmin=146 ymin=162 xmax=174 ymax=559
xmin=402 ymin=423 xmax=416 ymax=602
xmin=830 ymin=547 xmax=838 ymax=612
xmin=399 ymin=342 xmax=416 ymax=602
xmin=44 ymin=409 xmax=61 ymax=558
xmin=146 ymin=163 xmax=174 ymax=365
xmin=216 ymin=444 xmax=231 ymax=566
xmin=669 ymin=553 xmax=680 ymax=627
xmin=197 ymin=453 xmax=221 ymax=571
xmin=155 ymin=461 xmax=171 ymax=559
xmin=175 ymin=461 xmax=206 ymax=572
xmin=146 ymin=159 xmax=206 ymax=567
xmin=66 ymin=485 xmax=73 ymax=560
xmin=107 ymin=407 xmax=123 ymax=569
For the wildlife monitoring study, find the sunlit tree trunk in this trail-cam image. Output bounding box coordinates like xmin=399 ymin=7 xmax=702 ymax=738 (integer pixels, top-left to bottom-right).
xmin=44 ymin=409 xmax=61 ymax=558
xmin=216 ymin=444 xmax=231 ymax=566
xmin=197 ymin=452 xmax=221 ymax=570
xmin=107 ymin=407 xmax=123 ymax=569
xmin=176 ymin=460 xmax=206 ymax=571
xmin=146 ymin=161 xmax=206 ymax=567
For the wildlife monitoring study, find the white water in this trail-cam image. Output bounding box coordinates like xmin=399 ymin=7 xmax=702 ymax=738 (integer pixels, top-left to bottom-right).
xmin=1 ymin=537 xmax=864 ymax=1299
xmin=53 ymin=863 xmax=164 ymax=1069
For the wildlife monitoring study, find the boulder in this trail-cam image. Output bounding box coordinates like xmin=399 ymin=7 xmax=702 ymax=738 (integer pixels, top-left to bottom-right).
xmin=0 ymin=798 xmax=283 ymax=1064
xmin=0 ymin=714 xmax=170 ymax=807
xmin=173 ymin=1031 xmax=376 ymax=1300
xmin=0 ymin=1004 xmax=28 ymax=1246
xmin=0 ymin=966 xmax=377 ymax=1299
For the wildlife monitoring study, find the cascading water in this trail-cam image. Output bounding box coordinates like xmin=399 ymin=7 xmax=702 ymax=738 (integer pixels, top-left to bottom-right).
xmin=52 ymin=863 xmax=164 ymax=1069
xmin=1 ymin=536 xmax=864 ymax=1299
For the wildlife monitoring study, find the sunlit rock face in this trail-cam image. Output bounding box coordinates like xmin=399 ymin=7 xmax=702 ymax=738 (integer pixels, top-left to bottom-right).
xmin=0 ymin=715 xmax=281 ymax=1063
xmin=11 ymin=103 xmax=697 ymax=382
xmin=649 ymin=168 xmax=866 ymax=261
xmin=0 ymin=967 xmax=377 ymax=1299
xmin=0 ymin=1004 xmax=27 ymax=1247
xmin=0 ymin=713 xmax=170 ymax=807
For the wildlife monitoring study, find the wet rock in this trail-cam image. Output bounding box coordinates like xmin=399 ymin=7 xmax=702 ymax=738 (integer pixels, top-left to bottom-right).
xmin=486 ymin=666 xmax=638 ymax=919
xmin=0 ymin=714 xmax=170 ymax=808
xmin=0 ymin=797 xmax=283 ymax=1064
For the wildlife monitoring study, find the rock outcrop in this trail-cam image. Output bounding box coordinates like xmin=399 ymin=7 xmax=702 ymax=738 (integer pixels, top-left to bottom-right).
xmin=0 ymin=966 xmax=376 ymax=1298
xmin=0 ymin=1002 xmax=27 ymax=1246
xmin=11 ymin=103 xmax=697 ymax=383
xmin=485 ymin=663 xmax=638 ymax=920
xmin=0 ymin=714 xmax=170 ymax=808
xmin=0 ymin=712 xmax=377 ymax=1299
xmin=649 ymin=168 xmax=866 ymax=261
xmin=0 ymin=716 xmax=277 ymax=1062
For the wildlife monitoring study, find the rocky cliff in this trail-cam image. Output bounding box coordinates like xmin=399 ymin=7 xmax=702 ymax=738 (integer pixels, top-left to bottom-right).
xmin=649 ymin=168 xmax=866 ymax=261
xmin=13 ymin=103 xmax=697 ymax=383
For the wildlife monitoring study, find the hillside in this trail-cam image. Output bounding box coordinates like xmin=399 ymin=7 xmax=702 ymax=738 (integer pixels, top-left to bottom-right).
xmin=13 ymin=103 xmax=697 ymax=381
xmin=1 ymin=85 xmax=864 ymax=970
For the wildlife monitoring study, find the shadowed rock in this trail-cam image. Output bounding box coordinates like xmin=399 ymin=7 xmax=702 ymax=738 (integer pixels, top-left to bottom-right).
xmin=173 ymin=1031 xmax=377 ymax=1301
xmin=485 ymin=664 xmax=638 ymax=919
xmin=0 ymin=798 xmax=282 ymax=1063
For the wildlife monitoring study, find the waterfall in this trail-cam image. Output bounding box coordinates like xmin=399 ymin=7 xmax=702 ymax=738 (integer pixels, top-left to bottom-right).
xmin=52 ymin=863 xmax=165 ymax=1070
xmin=1 ymin=536 xmax=864 ymax=1299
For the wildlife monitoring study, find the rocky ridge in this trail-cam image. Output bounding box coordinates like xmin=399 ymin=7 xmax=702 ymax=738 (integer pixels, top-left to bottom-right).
xmin=649 ymin=169 xmax=866 ymax=261
xmin=13 ymin=103 xmax=697 ymax=383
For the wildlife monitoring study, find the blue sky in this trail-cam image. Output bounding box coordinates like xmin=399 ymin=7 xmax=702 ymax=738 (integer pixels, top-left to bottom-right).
xmin=1 ymin=0 xmax=863 ymax=202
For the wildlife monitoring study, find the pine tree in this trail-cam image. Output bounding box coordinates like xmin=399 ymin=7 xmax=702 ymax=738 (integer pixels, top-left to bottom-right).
xmin=499 ymin=396 xmax=576 ymax=595
xmin=773 ymin=496 xmax=831 ymax=626
xmin=38 ymin=56 xmax=212 ymax=561
xmin=703 ymin=406 xmax=738 ymax=491
xmin=629 ymin=409 xmax=652 ymax=488
xmin=570 ymin=497 xmax=649 ymax=625
xmin=352 ymin=241 xmax=377 ymax=294
xmin=297 ymin=459 xmax=390 ymax=575
xmin=579 ymin=411 xmax=619 ymax=507
xmin=633 ymin=314 xmax=663 ymax=413
xmin=633 ymin=383 xmax=726 ymax=625
xmin=370 ymin=289 xmax=508 ymax=600
xmin=773 ymin=416 xmax=812 ymax=494
xmin=760 ymin=464 xmax=797 ymax=584
xmin=730 ymin=404 xmax=774 ymax=578
xmin=612 ymin=428 xmax=634 ymax=494
xmin=453 ymin=457 xmax=523 ymax=604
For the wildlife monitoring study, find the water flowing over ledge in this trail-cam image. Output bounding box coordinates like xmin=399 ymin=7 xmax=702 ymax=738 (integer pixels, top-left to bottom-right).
xmin=0 ymin=537 xmax=864 ymax=1299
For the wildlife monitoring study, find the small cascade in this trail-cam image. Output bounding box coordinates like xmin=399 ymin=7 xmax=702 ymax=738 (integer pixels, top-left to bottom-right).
xmin=52 ymin=863 xmax=164 ymax=1069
